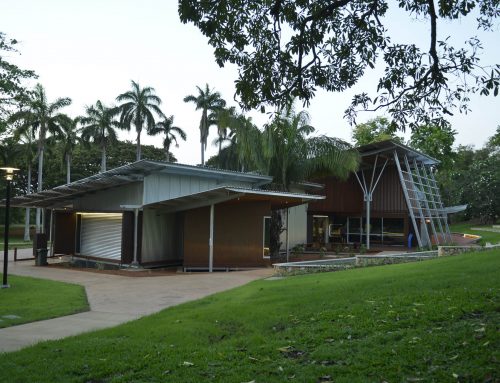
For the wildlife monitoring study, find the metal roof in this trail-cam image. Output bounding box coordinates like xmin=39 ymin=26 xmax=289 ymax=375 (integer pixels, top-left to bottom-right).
xmin=145 ymin=186 xmax=325 ymax=212
xmin=443 ymin=204 xmax=467 ymax=214
xmin=9 ymin=160 xmax=273 ymax=208
xmin=356 ymin=140 xmax=439 ymax=166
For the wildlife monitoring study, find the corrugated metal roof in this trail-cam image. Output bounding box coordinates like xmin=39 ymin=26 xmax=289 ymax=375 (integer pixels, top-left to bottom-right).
xmin=9 ymin=160 xmax=273 ymax=208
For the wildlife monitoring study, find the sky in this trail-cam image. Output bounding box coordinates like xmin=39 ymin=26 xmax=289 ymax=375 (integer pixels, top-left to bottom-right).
xmin=1 ymin=0 xmax=499 ymax=165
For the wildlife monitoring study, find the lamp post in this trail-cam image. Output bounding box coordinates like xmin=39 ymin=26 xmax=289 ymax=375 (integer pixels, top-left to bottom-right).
xmin=1 ymin=167 xmax=19 ymax=289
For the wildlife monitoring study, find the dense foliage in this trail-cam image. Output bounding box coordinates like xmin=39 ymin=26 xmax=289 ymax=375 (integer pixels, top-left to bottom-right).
xmin=0 ymin=32 xmax=37 ymax=121
xmin=351 ymin=116 xmax=402 ymax=146
xmin=179 ymin=0 xmax=499 ymax=129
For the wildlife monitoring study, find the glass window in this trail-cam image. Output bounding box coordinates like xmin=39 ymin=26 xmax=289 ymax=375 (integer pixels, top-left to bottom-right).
xmin=383 ymin=218 xmax=405 ymax=245
xmin=312 ymin=216 xmax=328 ymax=245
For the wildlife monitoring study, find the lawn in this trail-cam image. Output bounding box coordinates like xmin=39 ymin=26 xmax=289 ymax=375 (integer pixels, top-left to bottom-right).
xmin=0 ymin=224 xmax=34 ymax=249
xmin=0 ymin=251 xmax=499 ymax=382
xmin=450 ymin=222 xmax=500 ymax=245
xmin=0 ymin=275 xmax=89 ymax=328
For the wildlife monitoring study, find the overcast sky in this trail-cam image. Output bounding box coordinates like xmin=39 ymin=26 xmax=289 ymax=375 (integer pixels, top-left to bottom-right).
xmin=1 ymin=0 xmax=499 ymax=165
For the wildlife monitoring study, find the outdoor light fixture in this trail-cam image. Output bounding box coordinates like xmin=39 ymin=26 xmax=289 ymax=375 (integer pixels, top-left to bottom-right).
xmin=1 ymin=166 xmax=19 ymax=289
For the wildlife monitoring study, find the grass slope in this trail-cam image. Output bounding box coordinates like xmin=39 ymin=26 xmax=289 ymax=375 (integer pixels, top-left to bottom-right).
xmin=1 ymin=251 xmax=499 ymax=382
xmin=0 ymin=275 xmax=88 ymax=328
xmin=450 ymin=222 xmax=500 ymax=245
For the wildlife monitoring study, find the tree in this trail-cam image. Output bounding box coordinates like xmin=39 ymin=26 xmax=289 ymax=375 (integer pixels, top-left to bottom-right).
xmin=148 ymin=115 xmax=187 ymax=162
xmin=58 ymin=116 xmax=80 ymax=184
xmin=80 ymin=100 xmax=122 ymax=173
xmin=214 ymin=106 xmax=237 ymax=155
xmin=116 ymin=80 xmax=164 ymax=161
xmin=12 ymin=122 xmax=36 ymax=240
xmin=448 ymin=144 xmax=499 ymax=224
xmin=261 ymin=104 xmax=359 ymax=257
xmin=0 ymin=32 xmax=37 ymax=119
xmin=179 ymin=1 xmax=499 ymax=129
xmin=8 ymin=83 xmax=71 ymax=232
xmin=409 ymin=123 xmax=457 ymax=169
xmin=487 ymin=125 xmax=500 ymax=148
xmin=183 ymin=84 xmax=226 ymax=165
xmin=351 ymin=117 xmax=401 ymax=146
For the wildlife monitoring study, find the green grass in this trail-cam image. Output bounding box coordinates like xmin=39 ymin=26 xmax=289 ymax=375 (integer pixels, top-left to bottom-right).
xmin=1 ymin=251 xmax=499 ymax=382
xmin=0 ymin=275 xmax=89 ymax=328
xmin=450 ymin=222 xmax=500 ymax=245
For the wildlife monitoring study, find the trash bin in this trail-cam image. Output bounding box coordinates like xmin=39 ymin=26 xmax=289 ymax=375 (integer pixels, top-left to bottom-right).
xmin=33 ymin=233 xmax=48 ymax=257
xmin=36 ymin=248 xmax=48 ymax=266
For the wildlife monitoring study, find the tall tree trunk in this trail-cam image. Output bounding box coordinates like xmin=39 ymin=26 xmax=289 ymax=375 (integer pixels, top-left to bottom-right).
xmin=219 ymin=136 xmax=222 ymax=155
xmin=201 ymin=143 xmax=204 ymax=165
xmin=36 ymin=146 xmax=44 ymax=233
xmin=23 ymin=163 xmax=32 ymax=241
xmin=165 ymin=144 xmax=170 ymax=162
xmin=136 ymin=124 xmax=142 ymax=161
xmin=101 ymin=145 xmax=107 ymax=172
xmin=66 ymin=153 xmax=71 ymax=184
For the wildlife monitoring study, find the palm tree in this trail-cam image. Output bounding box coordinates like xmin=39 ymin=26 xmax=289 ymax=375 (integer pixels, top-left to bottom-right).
xmin=80 ymin=100 xmax=122 ymax=172
xmin=12 ymin=123 xmax=37 ymax=240
xmin=183 ymin=84 xmax=226 ymax=165
xmin=214 ymin=106 xmax=237 ymax=155
xmin=57 ymin=116 xmax=80 ymax=184
xmin=116 ymin=80 xmax=164 ymax=161
xmin=8 ymin=83 xmax=71 ymax=232
xmin=261 ymin=104 xmax=359 ymax=191
xmin=149 ymin=115 xmax=186 ymax=162
xmin=214 ymin=113 xmax=261 ymax=171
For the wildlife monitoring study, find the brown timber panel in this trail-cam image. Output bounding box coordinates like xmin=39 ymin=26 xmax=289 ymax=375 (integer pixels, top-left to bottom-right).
xmin=308 ymin=175 xmax=363 ymax=213
xmin=53 ymin=211 xmax=76 ymax=255
xmin=371 ymin=167 xmax=407 ymax=213
xmin=183 ymin=201 xmax=271 ymax=268
xmin=183 ymin=206 xmax=210 ymax=267
xmin=309 ymin=166 xmax=407 ymax=215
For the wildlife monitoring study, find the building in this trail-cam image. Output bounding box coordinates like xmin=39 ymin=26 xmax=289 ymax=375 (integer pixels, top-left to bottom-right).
xmin=11 ymin=160 xmax=322 ymax=270
xmin=307 ymin=140 xmax=452 ymax=250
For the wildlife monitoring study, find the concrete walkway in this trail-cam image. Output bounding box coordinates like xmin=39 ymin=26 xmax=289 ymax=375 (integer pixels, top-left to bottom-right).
xmin=0 ymin=249 xmax=273 ymax=353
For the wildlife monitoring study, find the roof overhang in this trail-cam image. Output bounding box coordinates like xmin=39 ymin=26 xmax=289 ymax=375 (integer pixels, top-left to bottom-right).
xmin=356 ymin=140 xmax=439 ymax=166
xmin=443 ymin=204 xmax=468 ymax=214
xmin=144 ymin=186 xmax=325 ymax=212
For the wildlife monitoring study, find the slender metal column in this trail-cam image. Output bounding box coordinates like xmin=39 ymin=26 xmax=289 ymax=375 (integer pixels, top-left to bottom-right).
xmin=132 ymin=208 xmax=139 ymax=266
xmin=285 ymin=208 xmax=290 ymax=263
xmin=2 ymin=179 xmax=11 ymax=288
xmin=49 ymin=209 xmax=54 ymax=257
xmin=209 ymin=204 xmax=214 ymax=272
xmin=354 ymin=156 xmax=389 ymax=250
xmin=366 ymin=197 xmax=371 ymax=249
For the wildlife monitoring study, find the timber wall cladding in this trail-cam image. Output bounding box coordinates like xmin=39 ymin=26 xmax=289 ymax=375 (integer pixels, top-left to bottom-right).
xmin=183 ymin=200 xmax=271 ymax=268
xmin=309 ymin=167 xmax=407 ymax=214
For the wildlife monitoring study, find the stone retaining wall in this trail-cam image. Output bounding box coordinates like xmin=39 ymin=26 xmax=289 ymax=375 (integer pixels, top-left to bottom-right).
xmin=438 ymin=244 xmax=500 ymax=257
xmin=356 ymin=252 xmax=437 ymax=267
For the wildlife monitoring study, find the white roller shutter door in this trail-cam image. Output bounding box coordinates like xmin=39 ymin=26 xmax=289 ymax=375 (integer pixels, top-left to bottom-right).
xmin=80 ymin=213 xmax=123 ymax=261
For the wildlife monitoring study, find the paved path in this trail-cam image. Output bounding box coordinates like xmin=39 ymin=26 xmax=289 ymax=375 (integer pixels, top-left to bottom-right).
xmin=0 ymin=249 xmax=273 ymax=353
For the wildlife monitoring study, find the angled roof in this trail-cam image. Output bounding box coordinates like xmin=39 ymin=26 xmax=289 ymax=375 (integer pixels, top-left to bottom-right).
xmin=145 ymin=186 xmax=325 ymax=211
xmin=9 ymin=160 xmax=273 ymax=208
xmin=356 ymin=140 xmax=439 ymax=166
